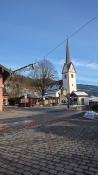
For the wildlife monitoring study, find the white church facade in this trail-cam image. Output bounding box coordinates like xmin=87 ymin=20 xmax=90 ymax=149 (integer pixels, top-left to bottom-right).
xmin=62 ymin=40 xmax=77 ymax=94
xmin=44 ymin=40 xmax=89 ymax=106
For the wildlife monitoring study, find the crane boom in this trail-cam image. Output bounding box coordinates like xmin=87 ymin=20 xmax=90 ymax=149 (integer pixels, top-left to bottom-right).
xmin=13 ymin=63 xmax=35 ymax=74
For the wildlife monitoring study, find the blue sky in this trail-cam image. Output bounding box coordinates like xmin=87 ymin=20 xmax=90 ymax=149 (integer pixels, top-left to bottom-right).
xmin=0 ymin=0 xmax=98 ymax=85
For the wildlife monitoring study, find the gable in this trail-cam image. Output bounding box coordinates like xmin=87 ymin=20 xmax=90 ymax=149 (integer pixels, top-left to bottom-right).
xmin=62 ymin=63 xmax=68 ymax=74
xmin=62 ymin=62 xmax=76 ymax=73
xmin=68 ymin=62 xmax=76 ymax=72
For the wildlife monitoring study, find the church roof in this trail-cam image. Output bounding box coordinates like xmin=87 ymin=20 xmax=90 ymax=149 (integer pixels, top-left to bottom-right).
xmin=44 ymin=80 xmax=88 ymax=98
xmin=62 ymin=62 xmax=76 ymax=74
xmin=20 ymin=94 xmax=40 ymax=99
xmin=71 ymin=91 xmax=88 ymax=96
xmin=44 ymin=80 xmax=62 ymax=98
xmin=62 ymin=40 xmax=76 ymax=73
xmin=66 ymin=39 xmax=71 ymax=65
xmin=89 ymin=97 xmax=98 ymax=102
xmin=46 ymin=80 xmax=62 ymax=92
xmin=67 ymin=62 xmax=76 ymax=72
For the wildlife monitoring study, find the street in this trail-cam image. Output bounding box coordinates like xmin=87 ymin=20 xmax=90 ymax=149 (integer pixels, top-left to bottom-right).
xmin=0 ymin=107 xmax=98 ymax=175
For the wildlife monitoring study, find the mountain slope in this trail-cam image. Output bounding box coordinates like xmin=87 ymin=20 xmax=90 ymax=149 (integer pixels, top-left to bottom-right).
xmin=77 ymin=84 xmax=98 ymax=97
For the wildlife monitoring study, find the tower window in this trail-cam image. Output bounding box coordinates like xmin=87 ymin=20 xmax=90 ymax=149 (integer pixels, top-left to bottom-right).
xmin=71 ymin=74 xmax=74 ymax=78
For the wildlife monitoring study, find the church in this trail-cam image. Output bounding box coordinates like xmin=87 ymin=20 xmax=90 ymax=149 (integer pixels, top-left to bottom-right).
xmin=44 ymin=40 xmax=89 ymax=106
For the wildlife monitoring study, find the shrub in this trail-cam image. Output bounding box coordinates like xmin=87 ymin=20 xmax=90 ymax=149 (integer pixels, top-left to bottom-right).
xmin=91 ymin=105 xmax=98 ymax=112
xmin=8 ymin=97 xmax=19 ymax=106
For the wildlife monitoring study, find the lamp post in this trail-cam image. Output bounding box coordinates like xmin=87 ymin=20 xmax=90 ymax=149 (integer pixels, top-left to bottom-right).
xmin=24 ymin=93 xmax=27 ymax=108
xmin=67 ymin=93 xmax=70 ymax=109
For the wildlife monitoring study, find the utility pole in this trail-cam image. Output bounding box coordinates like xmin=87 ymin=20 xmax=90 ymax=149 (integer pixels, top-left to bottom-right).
xmin=67 ymin=93 xmax=70 ymax=109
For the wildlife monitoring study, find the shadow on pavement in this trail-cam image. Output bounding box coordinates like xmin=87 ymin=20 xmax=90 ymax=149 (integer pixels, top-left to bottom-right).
xmin=34 ymin=112 xmax=98 ymax=141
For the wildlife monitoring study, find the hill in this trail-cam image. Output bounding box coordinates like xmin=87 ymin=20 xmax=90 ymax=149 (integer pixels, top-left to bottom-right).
xmin=5 ymin=74 xmax=98 ymax=97
xmin=77 ymin=84 xmax=98 ymax=97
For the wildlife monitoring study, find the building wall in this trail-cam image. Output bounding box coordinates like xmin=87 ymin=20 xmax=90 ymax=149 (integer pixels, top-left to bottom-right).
xmin=68 ymin=71 xmax=77 ymax=93
xmin=62 ymin=71 xmax=69 ymax=92
xmin=77 ymin=96 xmax=89 ymax=105
xmin=0 ymin=75 xmax=3 ymax=111
xmin=3 ymin=96 xmax=8 ymax=106
xmin=62 ymin=64 xmax=77 ymax=94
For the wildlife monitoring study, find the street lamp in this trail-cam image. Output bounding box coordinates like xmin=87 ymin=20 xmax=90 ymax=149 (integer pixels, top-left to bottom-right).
xmin=67 ymin=93 xmax=70 ymax=109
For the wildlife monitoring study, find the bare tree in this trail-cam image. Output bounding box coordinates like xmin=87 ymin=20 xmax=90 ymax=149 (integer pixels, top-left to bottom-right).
xmin=5 ymin=74 xmax=23 ymax=98
xmin=30 ymin=59 xmax=58 ymax=98
xmin=5 ymin=74 xmax=34 ymax=98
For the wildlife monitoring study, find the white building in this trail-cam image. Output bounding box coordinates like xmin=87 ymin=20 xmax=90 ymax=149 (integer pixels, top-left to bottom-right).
xmin=62 ymin=40 xmax=77 ymax=94
xmin=43 ymin=80 xmax=62 ymax=106
xmin=44 ymin=40 xmax=89 ymax=106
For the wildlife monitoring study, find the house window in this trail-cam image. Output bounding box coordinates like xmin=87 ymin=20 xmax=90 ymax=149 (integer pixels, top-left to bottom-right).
xmin=65 ymin=74 xmax=66 ymax=78
xmin=71 ymin=74 xmax=74 ymax=78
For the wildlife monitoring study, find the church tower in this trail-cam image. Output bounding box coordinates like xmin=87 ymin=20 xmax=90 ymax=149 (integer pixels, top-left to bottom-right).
xmin=62 ymin=40 xmax=77 ymax=94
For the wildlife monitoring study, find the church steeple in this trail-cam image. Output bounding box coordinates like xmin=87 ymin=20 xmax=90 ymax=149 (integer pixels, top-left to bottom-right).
xmin=62 ymin=40 xmax=77 ymax=93
xmin=66 ymin=39 xmax=71 ymax=65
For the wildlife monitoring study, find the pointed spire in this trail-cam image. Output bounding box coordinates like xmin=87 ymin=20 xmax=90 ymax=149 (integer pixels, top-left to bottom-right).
xmin=66 ymin=39 xmax=71 ymax=64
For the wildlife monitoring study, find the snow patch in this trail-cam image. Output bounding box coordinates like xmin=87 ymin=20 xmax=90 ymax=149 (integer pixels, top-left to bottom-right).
xmin=83 ymin=111 xmax=96 ymax=119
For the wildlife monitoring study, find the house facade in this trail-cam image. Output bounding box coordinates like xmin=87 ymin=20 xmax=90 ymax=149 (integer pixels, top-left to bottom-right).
xmin=0 ymin=64 xmax=10 ymax=111
xmin=43 ymin=80 xmax=62 ymax=106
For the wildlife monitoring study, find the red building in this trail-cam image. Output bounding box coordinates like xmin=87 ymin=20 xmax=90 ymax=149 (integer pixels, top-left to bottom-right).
xmin=0 ymin=64 xmax=10 ymax=111
xmin=19 ymin=94 xmax=40 ymax=107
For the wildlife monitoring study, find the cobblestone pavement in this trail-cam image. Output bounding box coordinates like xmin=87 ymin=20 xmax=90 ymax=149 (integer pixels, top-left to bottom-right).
xmin=0 ymin=112 xmax=98 ymax=175
xmin=0 ymin=107 xmax=81 ymax=132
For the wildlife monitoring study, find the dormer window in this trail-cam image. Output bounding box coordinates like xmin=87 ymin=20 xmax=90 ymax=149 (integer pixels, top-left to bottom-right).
xmin=71 ymin=74 xmax=74 ymax=78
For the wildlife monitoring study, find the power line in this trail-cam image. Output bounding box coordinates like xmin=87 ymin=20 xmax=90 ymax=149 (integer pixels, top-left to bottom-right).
xmin=44 ymin=14 xmax=98 ymax=58
xmin=44 ymin=39 xmax=67 ymax=58
xmin=68 ymin=14 xmax=98 ymax=39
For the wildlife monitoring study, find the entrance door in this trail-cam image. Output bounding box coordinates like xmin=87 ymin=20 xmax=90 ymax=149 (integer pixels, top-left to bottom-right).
xmin=81 ymin=98 xmax=84 ymax=105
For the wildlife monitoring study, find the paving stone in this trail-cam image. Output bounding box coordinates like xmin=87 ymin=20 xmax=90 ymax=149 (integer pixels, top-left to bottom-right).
xmin=31 ymin=168 xmax=40 ymax=174
xmin=65 ymin=169 xmax=74 ymax=174
xmin=89 ymin=167 xmax=98 ymax=172
xmin=58 ymin=172 xmax=65 ymax=175
xmin=83 ymin=171 xmax=95 ymax=175
xmin=39 ymin=172 xmax=49 ymax=175
xmin=49 ymin=169 xmax=58 ymax=174
xmin=0 ymin=112 xmax=98 ymax=175
xmin=56 ymin=166 xmax=65 ymax=171
xmin=75 ymin=173 xmax=85 ymax=175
